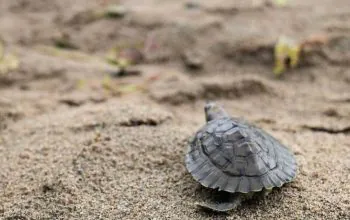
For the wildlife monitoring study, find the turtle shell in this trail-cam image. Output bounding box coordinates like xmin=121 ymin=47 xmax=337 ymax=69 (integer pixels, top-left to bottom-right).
xmin=185 ymin=117 xmax=297 ymax=193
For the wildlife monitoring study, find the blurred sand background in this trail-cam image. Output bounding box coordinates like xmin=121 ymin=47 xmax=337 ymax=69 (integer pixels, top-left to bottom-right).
xmin=0 ymin=0 xmax=349 ymax=219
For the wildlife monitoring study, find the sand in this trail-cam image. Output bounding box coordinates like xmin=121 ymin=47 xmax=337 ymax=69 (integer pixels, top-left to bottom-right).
xmin=0 ymin=0 xmax=349 ymax=219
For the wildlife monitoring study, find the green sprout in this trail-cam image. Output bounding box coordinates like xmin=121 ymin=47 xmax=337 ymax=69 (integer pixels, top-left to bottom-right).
xmin=273 ymin=36 xmax=301 ymax=76
xmin=106 ymin=47 xmax=131 ymax=68
xmin=104 ymin=5 xmax=127 ymax=18
xmin=273 ymin=0 xmax=289 ymax=7
xmin=0 ymin=39 xmax=19 ymax=75
xmin=0 ymin=38 xmax=4 ymax=60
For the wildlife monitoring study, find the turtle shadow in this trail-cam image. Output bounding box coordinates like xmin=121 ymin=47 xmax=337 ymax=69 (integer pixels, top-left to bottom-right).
xmin=196 ymin=210 xmax=230 ymax=219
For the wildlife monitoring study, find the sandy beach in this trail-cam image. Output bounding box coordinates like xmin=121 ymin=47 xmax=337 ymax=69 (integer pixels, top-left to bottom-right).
xmin=0 ymin=0 xmax=349 ymax=219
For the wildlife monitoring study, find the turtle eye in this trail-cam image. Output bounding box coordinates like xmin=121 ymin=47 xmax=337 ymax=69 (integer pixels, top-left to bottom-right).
xmin=204 ymin=105 xmax=211 ymax=112
xmin=205 ymin=102 xmax=215 ymax=111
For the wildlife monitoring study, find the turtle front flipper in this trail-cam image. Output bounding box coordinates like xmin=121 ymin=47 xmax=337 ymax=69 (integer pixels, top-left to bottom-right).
xmin=196 ymin=193 xmax=245 ymax=212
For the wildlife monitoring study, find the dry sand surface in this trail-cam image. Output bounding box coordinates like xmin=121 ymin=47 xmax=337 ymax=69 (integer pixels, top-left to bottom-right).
xmin=0 ymin=0 xmax=350 ymax=219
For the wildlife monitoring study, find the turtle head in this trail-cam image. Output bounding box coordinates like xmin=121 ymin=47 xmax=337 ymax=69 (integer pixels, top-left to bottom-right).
xmin=204 ymin=102 xmax=229 ymax=122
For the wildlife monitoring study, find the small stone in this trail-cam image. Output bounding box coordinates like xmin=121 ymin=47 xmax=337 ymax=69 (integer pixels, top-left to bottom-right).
xmin=19 ymin=152 xmax=30 ymax=159
xmin=303 ymin=204 xmax=308 ymax=210
xmin=109 ymin=67 xmax=142 ymax=78
xmin=185 ymin=1 xmax=201 ymax=9
xmin=105 ymin=5 xmax=128 ymax=18
xmin=292 ymin=144 xmax=303 ymax=155
xmin=183 ymin=50 xmax=203 ymax=70
xmin=323 ymin=108 xmax=340 ymax=117
xmin=311 ymin=172 xmax=319 ymax=178
xmin=53 ymin=32 xmax=79 ymax=50
xmin=42 ymin=184 xmax=54 ymax=193
xmin=19 ymin=84 xmax=30 ymax=90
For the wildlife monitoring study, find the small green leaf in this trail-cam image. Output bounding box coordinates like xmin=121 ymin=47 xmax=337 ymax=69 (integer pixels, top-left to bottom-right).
xmin=117 ymin=84 xmax=140 ymax=93
xmin=0 ymin=54 xmax=20 ymax=75
xmin=102 ymin=75 xmax=112 ymax=90
xmin=76 ymin=79 xmax=87 ymax=89
xmin=273 ymin=36 xmax=301 ymax=76
xmin=273 ymin=0 xmax=288 ymax=7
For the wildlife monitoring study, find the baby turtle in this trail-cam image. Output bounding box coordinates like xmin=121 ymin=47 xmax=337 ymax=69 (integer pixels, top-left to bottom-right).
xmin=185 ymin=102 xmax=297 ymax=212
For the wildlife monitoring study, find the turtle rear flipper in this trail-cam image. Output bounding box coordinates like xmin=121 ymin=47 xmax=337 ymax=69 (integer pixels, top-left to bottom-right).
xmin=196 ymin=200 xmax=241 ymax=212
xmin=196 ymin=193 xmax=243 ymax=212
